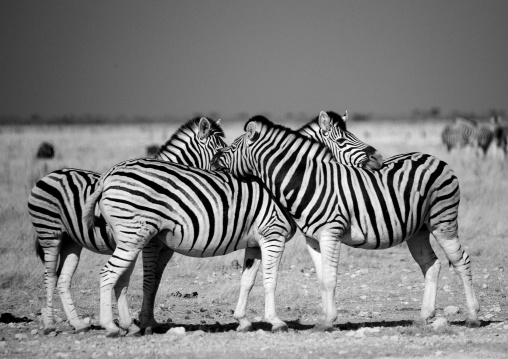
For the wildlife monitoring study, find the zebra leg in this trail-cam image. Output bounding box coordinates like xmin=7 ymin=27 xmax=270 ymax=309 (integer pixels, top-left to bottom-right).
xmin=99 ymin=245 xmax=144 ymax=337
xmin=431 ymin=224 xmax=480 ymax=328
xmin=406 ymin=227 xmax=441 ymax=325
xmin=305 ymin=236 xmax=326 ymax=314
xmin=57 ymin=239 xmax=90 ymax=333
xmin=312 ymin=233 xmax=341 ymax=332
xmin=234 ymin=247 xmax=261 ymax=332
xmin=259 ymin=237 xmax=287 ymax=332
xmin=140 ymin=237 xmax=174 ymax=335
xmin=39 ymin=236 xmax=61 ymax=335
xmin=114 ymin=262 xmax=140 ymax=336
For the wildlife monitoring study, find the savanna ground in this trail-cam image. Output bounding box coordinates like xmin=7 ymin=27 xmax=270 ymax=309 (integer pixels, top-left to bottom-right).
xmin=0 ymin=117 xmax=507 ymax=358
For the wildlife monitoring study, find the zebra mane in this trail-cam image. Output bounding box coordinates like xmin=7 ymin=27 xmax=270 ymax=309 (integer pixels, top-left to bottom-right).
xmin=156 ymin=117 xmax=225 ymax=155
xmin=245 ymin=115 xmax=332 ymax=150
xmin=297 ymin=111 xmax=347 ymax=132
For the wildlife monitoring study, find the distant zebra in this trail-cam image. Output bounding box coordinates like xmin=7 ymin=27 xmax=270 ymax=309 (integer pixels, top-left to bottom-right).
xmin=82 ymin=159 xmax=297 ymax=337
xmin=442 ymin=117 xmax=495 ymax=155
xmin=298 ymin=111 xmax=383 ymax=170
xmin=28 ymin=117 xmax=226 ymax=335
xmin=441 ymin=117 xmax=477 ymax=152
xmin=212 ymin=116 xmax=480 ymax=331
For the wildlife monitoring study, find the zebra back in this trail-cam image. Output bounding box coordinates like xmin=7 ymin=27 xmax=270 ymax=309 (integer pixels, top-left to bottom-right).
xmin=298 ymin=111 xmax=383 ymax=170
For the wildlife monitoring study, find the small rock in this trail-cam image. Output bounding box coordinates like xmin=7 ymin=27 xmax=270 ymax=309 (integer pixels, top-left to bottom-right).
xmin=191 ymin=330 xmax=205 ymax=337
xmin=15 ymin=333 xmax=28 ymax=340
xmin=290 ymin=265 xmax=296 ymax=270
xmin=167 ymin=327 xmax=186 ymax=336
xmin=482 ymin=283 xmax=488 ymax=289
xmin=503 ymin=324 xmax=508 ymax=330
xmin=356 ymin=268 xmax=369 ymax=275
xmin=444 ymin=306 xmax=460 ymax=316
xmin=256 ymin=329 xmax=266 ymax=335
xmin=360 ymin=295 xmax=367 ymax=300
xmin=358 ymin=311 xmax=369 ymax=317
xmin=491 ymin=307 xmax=501 ymax=313
xmin=55 ymin=353 xmax=70 ymax=358
xmin=443 ymin=285 xmax=451 ymax=292
xmin=83 ymin=317 xmax=91 ymax=324
xmin=483 ymin=274 xmax=490 ymax=279
xmin=484 ymin=313 xmax=494 ymax=320
xmin=431 ymin=317 xmax=448 ymax=332
xmin=31 ymin=329 xmax=38 ymax=335
xmin=304 ymin=273 xmax=310 ymax=277
xmin=436 ymin=351 xmax=443 ymax=356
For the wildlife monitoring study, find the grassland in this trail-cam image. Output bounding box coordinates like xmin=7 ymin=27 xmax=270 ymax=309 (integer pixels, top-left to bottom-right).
xmin=0 ymin=117 xmax=507 ymax=358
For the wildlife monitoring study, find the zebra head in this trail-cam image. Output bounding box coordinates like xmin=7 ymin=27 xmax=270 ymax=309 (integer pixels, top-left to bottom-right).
xmin=299 ymin=111 xmax=383 ymax=170
xmin=155 ymin=116 xmax=227 ymax=169
xmin=210 ymin=116 xmax=269 ymax=177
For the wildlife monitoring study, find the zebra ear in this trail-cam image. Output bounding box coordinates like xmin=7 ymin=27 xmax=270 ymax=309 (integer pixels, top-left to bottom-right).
xmin=342 ymin=110 xmax=348 ymax=122
xmin=198 ymin=117 xmax=211 ymax=139
xmin=318 ymin=111 xmax=331 ymax=133
xmin=246 ymin=121 xmax=260 ymax=142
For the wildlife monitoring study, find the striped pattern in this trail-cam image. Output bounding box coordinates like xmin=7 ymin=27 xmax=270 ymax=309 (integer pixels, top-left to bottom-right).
xmin=27 ymin=117 xmax=225 ymax=334
xmin=442 ymin=117 xmax=495 ymax=155
xmin=298 ymin=111 xmax=383 ymax=170
xmin=494 ymin=125 xmax=508 ymax=156
xmin=214 ymin=116 xmax=480 ymax=331
xmin=82 ymin=158 xmax=296 ymax=336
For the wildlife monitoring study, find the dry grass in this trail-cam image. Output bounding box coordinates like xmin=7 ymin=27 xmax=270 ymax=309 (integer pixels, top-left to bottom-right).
xmin=0 ymin=118 xmax=507 ymax=322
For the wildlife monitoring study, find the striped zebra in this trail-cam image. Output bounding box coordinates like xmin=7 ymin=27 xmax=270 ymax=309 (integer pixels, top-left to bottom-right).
xmin=28 ymin=117 xmax=226 ymax=335
xmin=81 ymin=158 xmax=297 ymax=337
xmin=441 ymin=117 xmax=477 ymax=152
xmin=442 ymin=117 xmax=494 ymax=155
xmin=212 ymin=116 xmax=480 ymax=331
xmin=298 ymin=111 xmax=383 ymax=170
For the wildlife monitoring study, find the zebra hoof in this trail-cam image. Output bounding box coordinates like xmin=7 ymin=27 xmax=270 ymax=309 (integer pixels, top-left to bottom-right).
xmin=106 ymin=330 xmax=121 ymax=338
xmin=271 ymin=323 xmax=288 ymax=333
xmin=144 ymin=326 xmax=153 ymax=336
xmin=465 ymin=318 xmax=481 ymax=328
xmin=236 ymin=324 xmax=253 ymax=333
xmin=126 ymin=327 xmax=141 ymax=337
xmin=312 ymin=323 xmax=334 ymax=332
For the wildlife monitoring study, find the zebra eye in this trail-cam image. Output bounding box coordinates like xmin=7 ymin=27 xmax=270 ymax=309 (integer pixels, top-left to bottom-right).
xmin=336 ymin=138 xmax=347 ymax=145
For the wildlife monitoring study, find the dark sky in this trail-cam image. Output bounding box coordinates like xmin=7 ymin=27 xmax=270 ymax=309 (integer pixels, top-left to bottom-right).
xmin=1 ymin=0 xmax=507 ymax=118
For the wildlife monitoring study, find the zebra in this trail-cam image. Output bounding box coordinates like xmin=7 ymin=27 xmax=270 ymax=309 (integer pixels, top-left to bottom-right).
xmin=442 ymin=117 xmax=495 ymax=156
xmin=27 ymin=117 xmax=226 ymax=335
xmin=211 ymin=115 xmax=480 ymax=331
xmin=441 ymin=117 xmax=477 ymax=152
xmin=298 ymin=111 xmax=383 ymax=170
xmin=81 ymin=158 xmax=297 ymax=337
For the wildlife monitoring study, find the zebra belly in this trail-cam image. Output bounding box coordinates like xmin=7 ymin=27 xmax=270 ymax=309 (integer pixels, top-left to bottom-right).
xmin=158 ymin=227 xmax=252 ymax=258
xmin=340 ymin=222 xmax=411 ymax=250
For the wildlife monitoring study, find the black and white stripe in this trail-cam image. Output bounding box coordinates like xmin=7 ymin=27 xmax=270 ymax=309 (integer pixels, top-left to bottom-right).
xmin=28 ymin=117 xmax=225 ymax=334
xmin=213 ymin=116 xmax=480 ymax=331
xmin=81 ymin=158 xmax=296 ymax=336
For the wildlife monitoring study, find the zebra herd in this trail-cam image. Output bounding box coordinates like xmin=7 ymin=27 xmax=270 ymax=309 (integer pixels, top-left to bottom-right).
xmin=442 ymin=116 xmax=508 ymax=156
xmin=28 ymin=111 xmax=480 ymax=337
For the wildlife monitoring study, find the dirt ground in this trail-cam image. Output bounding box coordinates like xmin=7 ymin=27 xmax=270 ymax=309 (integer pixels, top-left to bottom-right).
xmin=1 ymin=245 xmax=507 ymax=359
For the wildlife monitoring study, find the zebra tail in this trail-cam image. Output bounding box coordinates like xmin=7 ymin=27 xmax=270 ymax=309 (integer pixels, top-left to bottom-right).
xmin=34 ymin=237 xmax=45 ymax=263
xmin=83 ymin=182 xmax=104 ymax=230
